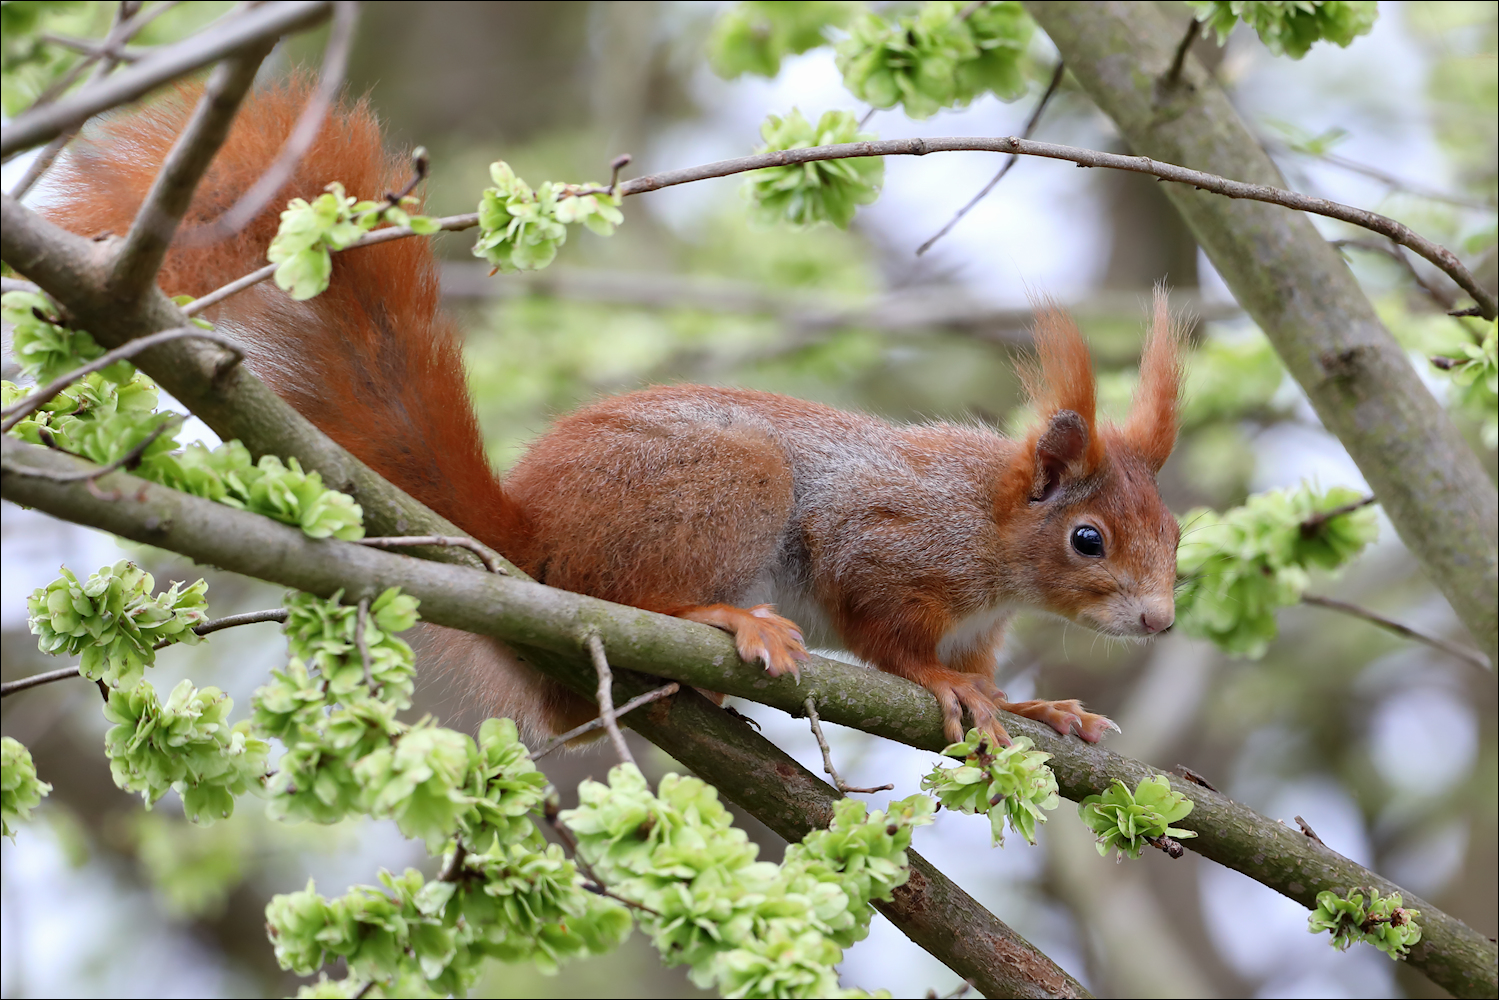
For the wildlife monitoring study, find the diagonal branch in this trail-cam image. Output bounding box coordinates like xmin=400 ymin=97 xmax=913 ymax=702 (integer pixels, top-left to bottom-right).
xmin=4 ymin=438 xmax=1492 ymax=999
xmin=184 ymin=132 xmax=1495 ymax=322
xmin=109 ymin=45 xmax=275 ymax=299
xmin=916 ymin=60 xmax=1066 ymax=256
xmin=0 ymin=1 xmax=334 ymax=160
xmin=1301 ymin=595 xmax=1490 ymax=671
xmin=178 ymin=0 xmax=360 ymax=245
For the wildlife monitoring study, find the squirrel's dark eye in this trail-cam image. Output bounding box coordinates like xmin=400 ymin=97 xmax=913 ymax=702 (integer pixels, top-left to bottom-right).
xmin=1071 ymin=525 xmax=1104 ymax=557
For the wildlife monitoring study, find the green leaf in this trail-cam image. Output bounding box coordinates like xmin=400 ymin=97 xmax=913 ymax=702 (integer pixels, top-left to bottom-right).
xmin=1187 ymin=1 xmax=1378 ymax=59
xmin=26 ymin=561 xmax=209 ymax=691
xmin=745 ymin=109 xmax=884 ymax=229
xmin=1 ymin=736 xmax=52 ymax=838
xmin=1077 ymin=775 xmax=1197 ymax=860
xmin=920 ymin=729 xmax=1060 ymax=846
xmin=835 ymin=1 xmax=1033 ymax=119
xmin=1176 ymin=484 xmax=1378 ymax=657
xmin=707 ymin=1 xmax=856 ymax=79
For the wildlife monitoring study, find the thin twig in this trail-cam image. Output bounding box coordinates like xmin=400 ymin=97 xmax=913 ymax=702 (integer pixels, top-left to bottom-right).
xmin=586 ymin=633 xmax=635 ymax=766
xmin=1299 ymin=494 xmax=1376 ymax=537
xmin=179 ymin=0 xmax=360 ymax=245
xmin=1173 ymin=765 xmax=1218 ymax=792
xmin=804 ymin=696 xmax=894 ymax=795
xmin=13 ymin=413 xmax=181 ymax=484
xmin=1146 ymin=834 xmax=1186 ymax=859
xmin=1 ymin=327 xmax=243 ymax=431
xmin=1 ymin=1 xmax=334 ymax=160
xmin=197 ymin=132 xmax=1496 ymax=322
xmin=1332 ymin=239 xmax=1458 ymax=310
xmin=533 ymin=682 xmax=681 ymax=759
xmin=26 ymin=1 xmax=151 ymax=109
xmin=438 ymin=839 xmax=468 ymax=882
xmin=611 ymin=136 xmax=1498 ymax=318
xmin=544 ymin=806 xmax=661 ymax=916
xmin=1300 ymin=595 xmax=1491 ymax=671
xmin=352 ymin=535 xmax=506 ymax=574
xmin=1265 ymin=138 xmax=1494 ymax=212
xmin=2 ymin=607 xmax=291 ymax=697
xmin=1295 ymin=815 xmax=1326 ymax=847
xmin=355 ymin=597 xmax=374 ymax=689
xmin=9 ymin=2 xmax=174 ymax=198
xmin=916 ymin=61 xmax=1065 ymax=256
xmin=0 ymin=666 xmax=86 ymax=698
xmin=1164 ymin=16 xmax=1200 ymax=87
xmin=608 ymin=154 xmax=632 ymax=196
xmin=180 ymin=263 xmax=278 ymax=316
xmin=38 ymin=34 xmax=146 ymax=63
xmin=152 ymin=607 xmax=289 ymax=649
xmin=109 ymin=43 xmax=273 ymax=298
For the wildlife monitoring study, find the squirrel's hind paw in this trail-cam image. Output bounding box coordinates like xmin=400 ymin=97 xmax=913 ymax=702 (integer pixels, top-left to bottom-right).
xmin=678 ymin=603 xmax=809 ymax=680
xmin=1001 ymin=698 xmax=1117 ymax=743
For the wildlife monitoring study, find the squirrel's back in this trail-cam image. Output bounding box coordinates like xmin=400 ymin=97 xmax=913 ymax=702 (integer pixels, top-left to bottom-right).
xmin=41 ymin=80 xmax=522 ymax=551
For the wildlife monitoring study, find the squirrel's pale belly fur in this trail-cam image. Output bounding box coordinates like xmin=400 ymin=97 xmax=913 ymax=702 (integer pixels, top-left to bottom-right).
xmin=42 ymin=81 xmax=1184 ymax=747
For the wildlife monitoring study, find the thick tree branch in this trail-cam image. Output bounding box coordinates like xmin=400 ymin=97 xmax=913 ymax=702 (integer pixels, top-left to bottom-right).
xmin=4 ymin=439 xmax=1493 ymax=998
xmin=109 ymin=46 xmax=275 ymax=299
xmin=0 ymin=440 xmax=1086 ymax=1000
xmin=1027 ymin=0 xmax=1499 ymax=668
xmin=0 ymin=1 xmax=334 ymax=159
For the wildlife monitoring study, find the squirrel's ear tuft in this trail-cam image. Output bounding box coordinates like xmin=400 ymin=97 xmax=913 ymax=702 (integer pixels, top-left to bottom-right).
xmin=1123 ymin=286 xmax=1184 ymax=474
xmin=1021 ymin=301 xmax=1105 ymax=474
xmin=1033 ymin=409 xmax=1091 ymax=500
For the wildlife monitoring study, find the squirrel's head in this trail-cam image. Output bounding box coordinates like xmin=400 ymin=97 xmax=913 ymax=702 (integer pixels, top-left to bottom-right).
xmin=1000 ymin=291 xmax=1182 ymax=639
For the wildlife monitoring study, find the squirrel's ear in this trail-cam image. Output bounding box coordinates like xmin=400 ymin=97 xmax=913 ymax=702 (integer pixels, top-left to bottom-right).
xmin=1033 ymin=409 xmax=1090 ymax=500
xmin=1123 ymin=286 xmax=1184 ymax=474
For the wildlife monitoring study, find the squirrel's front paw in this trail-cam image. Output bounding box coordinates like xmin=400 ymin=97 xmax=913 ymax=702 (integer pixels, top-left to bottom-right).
xmin=678 ymin=603 xmax=810 ymax=680
xmin=1001 ymin=698 xmax=1119 ymax=743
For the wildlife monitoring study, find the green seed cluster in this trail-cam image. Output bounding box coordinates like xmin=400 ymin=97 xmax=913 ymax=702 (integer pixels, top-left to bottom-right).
xmin=473 ymin=161 xmax=623 ymax=274
xmin=1308 ymin=887 xmax=1423 ymax=959
xmin=268 ymin=181 xmax=440 ymax=300
xmin=836 ymin=1 xmax=1033 ymax=119
xmin=1077 ymin=776 xmax=1198 ymax=860
xmin=266 ymin=718 xmax=630 ymax=998
xmin=3 ymin=292 xmax=366 ymax=541
xmin=746 ymin=109 xmax=885 ymax=230
xmin=104 ymin=679 xmax=269 ymax=824
xmin=708 ymin=1 xmax=856 ymax=79
xmin=561 ymin=763 xmax=932 ymax=998
xmin=1 ymin=736 xmax=52 ymax=839
xmin=920 ymin=729 xmax=1060 ymax=846
xmin=1436 ymin=320 xmax=1497 ymax=449
xmin=1189 ymin=1 xmax=1379 ymax=60
xmin=1176 ymin=484 xmax=1379 ymax=657
xmin=27 ymin=560 xmax=207 ymax=690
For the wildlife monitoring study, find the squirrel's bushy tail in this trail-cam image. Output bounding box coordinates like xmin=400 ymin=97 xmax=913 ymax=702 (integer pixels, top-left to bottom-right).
xmin=41 ymin=79 xmax=525 ymax=552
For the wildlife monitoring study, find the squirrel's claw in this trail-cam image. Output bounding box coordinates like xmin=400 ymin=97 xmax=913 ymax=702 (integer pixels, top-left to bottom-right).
xmin=680 ymin=603 xmax=809 ymax=681
xmin=1000 ymin=697 xmax=1117 ymax=743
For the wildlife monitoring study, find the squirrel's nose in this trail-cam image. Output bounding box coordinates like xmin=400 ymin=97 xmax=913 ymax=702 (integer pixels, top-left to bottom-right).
xmin=1140 ymin=608 xmax=1174 ymax=634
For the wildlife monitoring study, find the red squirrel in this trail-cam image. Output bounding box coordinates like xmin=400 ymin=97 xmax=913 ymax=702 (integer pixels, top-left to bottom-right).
xmin=42 ymin=84 xmax=1182 ymax=747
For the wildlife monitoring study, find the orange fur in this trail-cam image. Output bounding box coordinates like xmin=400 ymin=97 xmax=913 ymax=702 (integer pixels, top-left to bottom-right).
xmin=41 ymin=79 xmax=526 ymax=552
xmin=1123 ymin=286 xmax=1184 ymax=472
xmin=42 ymin=86 xmax=1184 ymax=748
